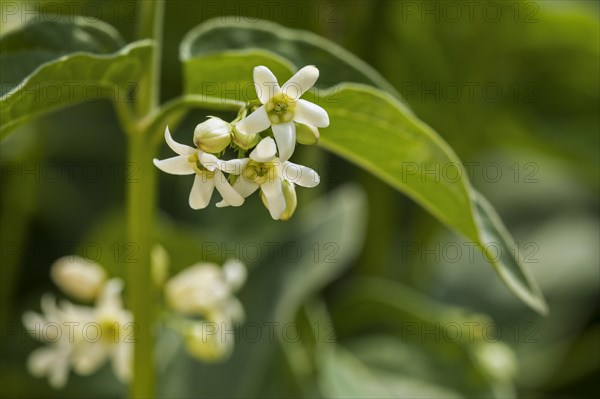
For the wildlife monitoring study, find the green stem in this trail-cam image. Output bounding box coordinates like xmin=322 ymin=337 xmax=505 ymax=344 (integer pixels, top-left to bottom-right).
xmin=136 ymin=0 xmax=164 ymax=116
xmin=126 ymin=134 xmax=159 ymax=398
xmin=126 ymin=1 xmax=164 ymax=397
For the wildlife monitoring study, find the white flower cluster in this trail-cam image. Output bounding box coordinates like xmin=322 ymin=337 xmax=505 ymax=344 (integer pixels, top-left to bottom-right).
xmin=154 ymin=65 xmax=329 ymax=220
xmin=165 ymin=259 xmax=247 ymax=361
xmin=23 ymin=256 xmax=131 ymax=389
xmin=23 ymin=253 xmax=248 ymax=388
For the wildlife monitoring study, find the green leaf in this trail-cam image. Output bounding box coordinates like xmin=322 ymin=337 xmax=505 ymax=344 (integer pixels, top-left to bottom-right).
xmin=0 ymin=19 xmax=152 ymax=139
xmin=183 ymin=50 xmax=295 ymax=102
xmin=326 ymin=279 xmax=517 ymax=398
xmin=178 ymin=22 xmax=548 ymax=314
xmin=0 ymin=17 xmax=125 ymax=95
xmin=317 ymin=84 xmax=547 ymax=314
xmin=180 ymin=17 xmax=403 ymax=100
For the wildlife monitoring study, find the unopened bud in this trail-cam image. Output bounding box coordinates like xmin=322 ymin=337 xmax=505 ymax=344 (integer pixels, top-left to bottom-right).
xmin=184 ymin=320 xmax=232 ymax=362
xmin=295 ymin=123 xmax=320 ymax=145
xmin=151 ymin=244 xmax=169 ymax=288
xmin=193 ymin=117 xmax=232 ymax=153
xmin=50 ymin=256 xmax=106 ymax=302
xmin=232 ymin=125 xmax=260 ymax=150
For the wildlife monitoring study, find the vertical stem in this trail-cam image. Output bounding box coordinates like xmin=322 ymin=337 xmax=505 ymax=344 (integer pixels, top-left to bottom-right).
xmin=126 ymin=134 xmax=158 ymax=398
xmin=136 ymin=0 xmax=164 ymax=115
xmin=127 ymin=1 xmax=164 ymax=397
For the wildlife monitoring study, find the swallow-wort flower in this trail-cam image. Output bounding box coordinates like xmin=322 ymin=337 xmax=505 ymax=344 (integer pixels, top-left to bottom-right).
xmin=217 ymin=137 xmax=320 ymax=220
xmin=235 ymin=65 xmax=330 ymax=161
xmin=23 ymin=278 xmax=132 ymax=388
xmin=153 ymin=126 xmax=244 ymax=209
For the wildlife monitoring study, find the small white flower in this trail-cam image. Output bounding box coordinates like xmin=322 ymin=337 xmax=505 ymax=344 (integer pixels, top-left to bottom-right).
xmin=50 ymin=256 xmax=106 ymax=302
xmin=23 ymin=279 xmax=133 ymax=388
xmin=164 ymin=261 xmax=245 ymax=321
xmin=165 ymin=261 xmax=246 ymax=362
xmin=153 ymin=126 xmax=244 ymax=209
xmin=218 ymin=137 xmax=320 ymax=220
xmin=235 ymin=65 xmax=330 ymax=161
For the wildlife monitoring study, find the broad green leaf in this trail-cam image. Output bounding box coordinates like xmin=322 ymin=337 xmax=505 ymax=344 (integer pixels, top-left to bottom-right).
xmin=0 ymin=19 xmax=152 ymax=139
xmin=183 ymin=50 xmax=295 ymax=102
xmin=319 ymin=342 xmax=464 ymax=399
xmin=1 ymin=17 xmax=125 ymax=95
xmin=326 ymin=279 xmax=517 ymax=398
xmin=180 ymin=16 xmax=403 ymax=101
xmin=316 ymin=84 xmax=547 ymax=314
xmin=180 ymin=34 xmax=547 ymax=313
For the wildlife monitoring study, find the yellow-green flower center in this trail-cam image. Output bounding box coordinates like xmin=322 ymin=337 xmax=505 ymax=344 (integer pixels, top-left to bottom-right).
xmin=98 ymin=318 xmax=123 ymax=343
xmin=188 ymin=153 xmax=215 ymax=177
xmin=266 ymin=93 xmax=296 ymax=124
xmin=242 ymin=160 xmax=277 ymax=185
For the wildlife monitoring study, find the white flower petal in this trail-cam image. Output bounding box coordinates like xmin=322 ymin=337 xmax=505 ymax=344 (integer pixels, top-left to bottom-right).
xmin=215 ymin=178 xmax=259 ymax=207
xmin=253 ymin=66 xmax=281 ymax=104
xmin=223 ymin=297 xmax=245 ymax=324
xmin=189 ymin=174 xmax=215 ymax=210
xmin=72 ymin=342 xmax=107 ymax=376
xmin=213 ymin=170 xmax=244 ymax=207
xmin=48 ymin=352 xmax=70 ymax=389
xmin=153 ymin=156 xmax=194 ymax=175
xmin=260 ymin=180 xmax=286 ymax=220
xmin=27 ymin=347 xmax=58 ymax=378
xmin=294 ymin=99 xmax=330 ymax=128
xmin=164 ymin=126 xmax=196 ymax=156
xmin=198 ymin=152 xmax=218 ymax=171
xmin=111 ymin=342 xmax=132 ymax=383
xmin=222 ymin=259 xmax=247 ymax=292
xmin=214 ymin=158 xmax=249 ymax=175
xmin=250 ymin=137 xmax=277 ymax=162
xmin=282 ymin=162 xmax=320 ymax=188
xmin=23 ymin=311 xmax=47 ymax=341
xmin=235 ymin=106 xmax=270 ymax=135
xmin=281 ymin=65 xmax=319 ymax=100
xmin=272 ymin=122 xmax=296 ymax=162
xmin=96 ymin=278 xmax=124 ymax=316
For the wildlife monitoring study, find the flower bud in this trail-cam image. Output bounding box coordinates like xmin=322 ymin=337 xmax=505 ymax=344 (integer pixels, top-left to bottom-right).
xmin=259 ymin=180 xmax=297 ymax=221
xmin=193 ymin=117 xmax=232 ymax=153
xmin=295 ymin=123 xmax=320 ymax=145
xmin=232 ymin=125 xmax=260 ymax=151
xmin=184 ymin=319 xmax=232 ymax=362
xmin=50 ymin=256 xmax=106 ymax=302
xmin=151 ymin=244 xmax=169 ymax=288
xmin=279 ymin=180 xmax=297 ymax=221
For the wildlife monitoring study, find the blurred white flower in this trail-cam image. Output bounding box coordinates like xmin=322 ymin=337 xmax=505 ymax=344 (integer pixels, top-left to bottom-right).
xmin=153 ymin=127 xmax=244 ymax=209
xmin=164 ymin=260 xmax=245 ymax=321
xmin=23 ymin=279 xmax=133 ymax=388
xmin=236 ymin=65 xmax=329 ymax=161
xmin=217 ymin=137 xmax=320 ymax=220
xmin=165 ymin=260 xmax=246 ymax=362
xmin=50 ymin=256 xmax=106 ymax=302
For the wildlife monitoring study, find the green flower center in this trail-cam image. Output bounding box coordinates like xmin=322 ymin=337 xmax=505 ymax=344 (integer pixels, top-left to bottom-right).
xmin=266 ymin=93 xmax=296 ymax=124
xmin=188 ymin=153 xmax=215 ymax=178
xmin=98 ymin=318 xmax=123 ymax=344
xmin=242 ymin=160 xmax=277 ymax=185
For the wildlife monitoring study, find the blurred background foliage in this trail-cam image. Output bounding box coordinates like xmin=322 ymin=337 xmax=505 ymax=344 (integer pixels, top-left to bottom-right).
xmin=1 ymin=0 xmax=598 ymax=398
